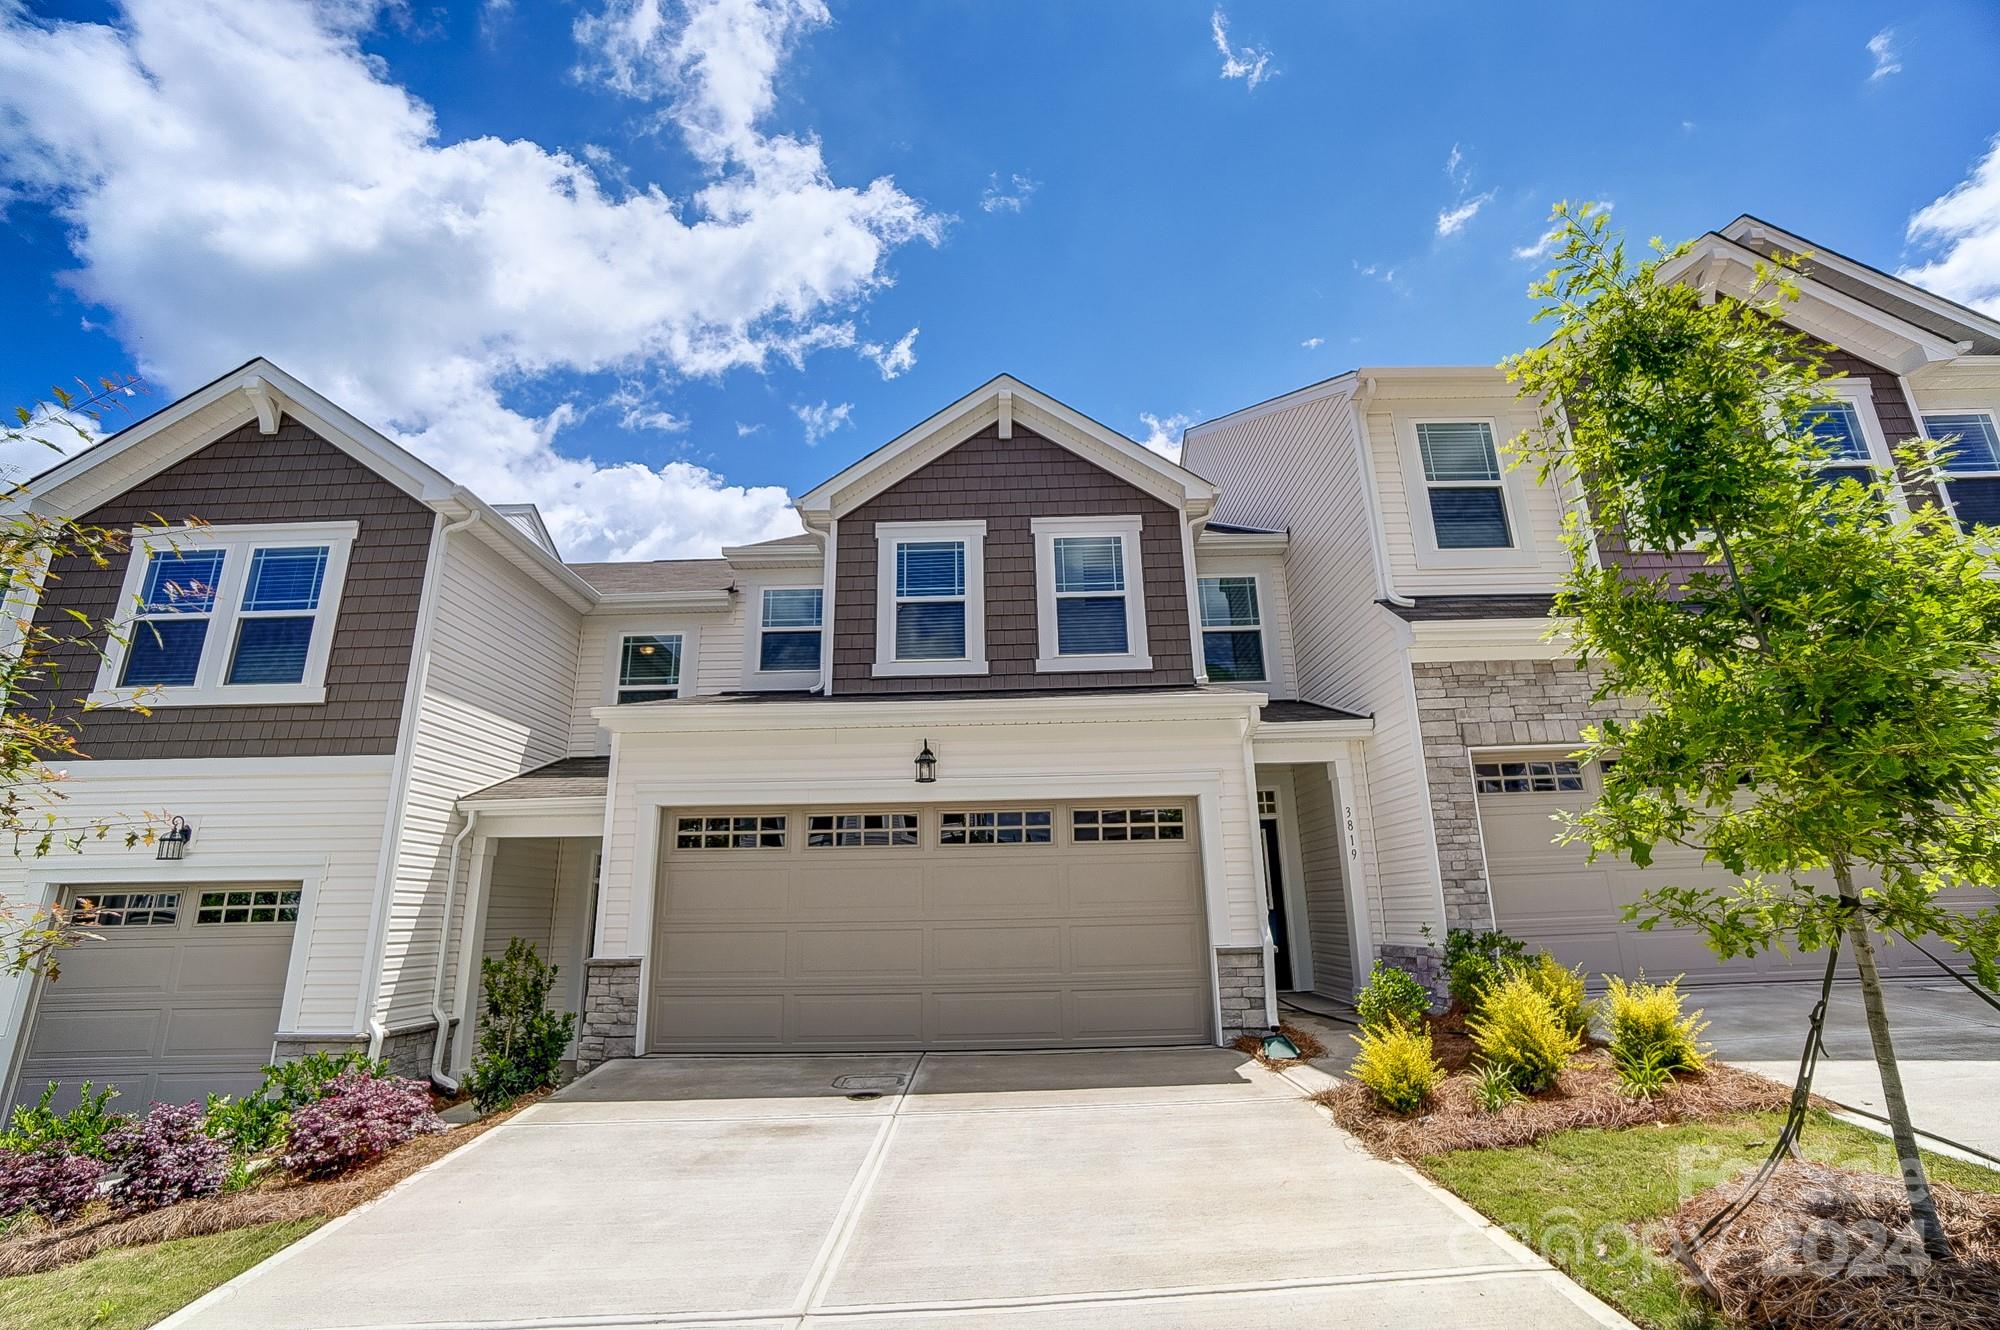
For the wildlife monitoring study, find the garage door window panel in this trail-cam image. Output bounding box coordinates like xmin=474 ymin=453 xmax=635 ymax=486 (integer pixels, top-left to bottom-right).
xmin=807 ymin=812 xmax=919 ymax=847
xmin=196 ymin=889 xmax=301 ymax=925
xmin=1474 ymin=759 xmax=1585 ymax=794
xmin=73 ymin=891 xmax=181 ymax=927
xmin=1072 ymin=807 xmax=1187 ymax=843
xmin=940 ymin=810 xmax=1053 ymax=845
xmin=675 ymin=814 xmax=786 ymax=850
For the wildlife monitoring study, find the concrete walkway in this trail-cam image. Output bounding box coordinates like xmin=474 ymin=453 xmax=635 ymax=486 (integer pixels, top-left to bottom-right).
xmin=1699 ymin=978 xmax=2000 ymax=1164
xmin=165 ymin=1047 xmax=1632 ymax=1330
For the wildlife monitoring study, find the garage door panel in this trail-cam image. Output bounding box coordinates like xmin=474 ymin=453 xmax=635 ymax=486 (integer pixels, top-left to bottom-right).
xmin=1068 ymin=921 xmax=1204 ymax=974
xmin=162 ymin=1003 xmax=286 ymax=1056
xmin=649 ymin=994 xmax=786 ymax=1047
xmin=660 ymin=870 xmax=789 ymax=921
xmin=794 ymin=928 xmax=925 ymax=979
xmin=1071 ymin=986 xmax=1211 ymax=1042
xmin=791 ymin=866 xmax=925 ymax=919
xmin=56 ymin=942 xmax=179 ymax=992
xmin=931 ymin=990 xmax=1064 ymax=1043
xmin=13 ymin=1062 xmax=161 ymax=1112
xmin=658 ymin=928 xmax=789 ymax=980
xmin=932 ymin=925 xmax=1064 ymax=978
xmin=178 ymin=939 xmax=294 ymax=993
xmin=25 ymin=1008 xmax=164 ymax=1060
xmin=928 ymin=864 xmax=1063 ymax=917
xmin=1069 ymin=860 xmax=1201 ymax=915
xmin=155 ymin=1067 xmax=265 ymax=1105
xmin=791 ymin=992 xmax=925 ymax=1045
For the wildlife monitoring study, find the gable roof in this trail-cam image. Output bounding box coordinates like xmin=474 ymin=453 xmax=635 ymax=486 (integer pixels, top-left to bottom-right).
xmin=18 ymin=358 xmax=597 ymax=611
xmin=792 ymin=374 xmax=1217 ymax=523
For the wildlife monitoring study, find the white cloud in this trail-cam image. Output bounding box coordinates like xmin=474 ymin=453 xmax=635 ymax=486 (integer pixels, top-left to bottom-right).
xmin=1867 ymin=28 xmax=1901 ymax=82
xmin=1512 ymin=227 xmax=1562 ymax=261
xmin=735 ymin=421 xmax=763 ymax=436
xmin=860 ymin=326 xmax=918 ymax=379
xmin=980 ymin=172 xmax=1038 ymax=214
xmin=793 ymin=399 xmax=853 ymax=444
xmin=1136 ymin=411 xmax=1194 ymax=461
xmin=1899 ymin=134 xmax=2000 ymax=315
xmin=1353 ymin=259 xmax=1398 ymax=284
xmin=1436 ymin=190 xmax=1495 ymax=237
xmin=1300 ymin=336 xmax=1324 ymax=349
xmin=1209 ymin=8 xmax=1271 ymax=90
xmin=0 ymin=0 xmax=944 ymax=558
xmin=1444 ymin=143 xmax=1465 ymax=186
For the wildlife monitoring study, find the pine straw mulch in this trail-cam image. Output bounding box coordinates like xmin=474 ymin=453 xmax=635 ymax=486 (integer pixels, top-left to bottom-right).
xmin=1660 ymin=1158 xmax=2000 ymax=1330
xmin=1231 ymin=1021 xmax=1330 ymax=1070
xmin=1314 ymin=1035 xmax=1799 ymax=1158
xmin=0 ymin=1090 xmax=546 ymax=1280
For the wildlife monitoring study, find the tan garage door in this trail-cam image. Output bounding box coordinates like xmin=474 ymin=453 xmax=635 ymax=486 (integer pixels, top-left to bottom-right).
xmin=650 ymin=803 xmax=1211 ymax=1050
xmin=8 ymin=886 xmax=298 ymax=1113
xmin=1478 ymin=754 xmax=1963 ymax=985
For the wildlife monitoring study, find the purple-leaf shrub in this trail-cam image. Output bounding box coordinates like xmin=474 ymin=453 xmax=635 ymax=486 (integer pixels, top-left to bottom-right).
xmin=281 ymin=1071 xmax=443 ymax=1179
xmin=107 ymin=1101 xmax=227 ymax=1215
xmin=0 ymin=1147 xmax=107 ymax=1224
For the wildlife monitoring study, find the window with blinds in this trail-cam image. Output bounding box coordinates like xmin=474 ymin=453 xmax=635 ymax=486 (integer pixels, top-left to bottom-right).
xmin=1923 ymin=411 xmax=2000 ymax=533
xmin=1052 ymin=535 xmax=1129 ymax=655
xmin=1797 ymin=401 xmax=1878 ymax=491
xmin=895 ymin=540 xmax=968 ymax=660
xmin=1416 ymin=422 xmax=1512 ymax=549
xmin=1198 ymin=576 xmax=1265 ymax=681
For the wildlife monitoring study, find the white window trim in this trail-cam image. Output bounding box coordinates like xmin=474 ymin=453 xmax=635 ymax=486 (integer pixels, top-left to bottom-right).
xmin=749 ymin=585 xmax=824 ymax=685
xmin=606 ymin=626 xmax=696 ymax=705
xmin=89 ymin=520 xmax=358 ymax=709
xmin=1919 ymin=405 xmax=2000 ymax=530
xmin=1196 ymin=571 xmax=1268 ymax=686
xmin=873 ymin=519 xmax=988 ymax=678
xmin=1030 ymin=515 xmax=1152 ymax=673
xmin=1396 ymin=415 xmax=1540 ymax=570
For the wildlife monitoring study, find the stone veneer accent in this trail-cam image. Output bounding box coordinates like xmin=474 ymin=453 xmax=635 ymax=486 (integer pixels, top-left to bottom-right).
xmin=1412 ymin=658 xmax=1640 ymax=931
xmin=1215 ymin=946 xmax=1269 ymax=1039
xmin=577 ymin=957 xmax=641 ymax=1073
xmin=1376 ymin=942 xmax=1446 ymax=1005
xmin=272 ymin=1023 xmax=439 ymax=1081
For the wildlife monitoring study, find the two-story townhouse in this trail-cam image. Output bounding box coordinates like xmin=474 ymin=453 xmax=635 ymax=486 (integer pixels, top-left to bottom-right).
xmin=0 ymin=367 xmax=1383 ymax=1109
xmin=1184 ymin=214 xmax=1999 ymax=997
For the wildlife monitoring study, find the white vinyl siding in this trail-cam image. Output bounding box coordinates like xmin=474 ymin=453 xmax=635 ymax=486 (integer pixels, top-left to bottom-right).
xmin=568 ymin=610 xmax=737 ymax=754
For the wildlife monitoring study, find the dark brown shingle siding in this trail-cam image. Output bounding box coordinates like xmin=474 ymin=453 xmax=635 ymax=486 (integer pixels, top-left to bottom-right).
xmin=21 ymin=416 xmax=432 ymax=759
xmin=831 ymin=425 xmax=1196 ymax=694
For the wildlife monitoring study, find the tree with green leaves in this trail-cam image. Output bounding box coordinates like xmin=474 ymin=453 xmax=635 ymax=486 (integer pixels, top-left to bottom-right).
xmin=1 ymin=376 xmax=160 ymax=976
xmin=1507 ymin=205 xmax=2000 ymax=1261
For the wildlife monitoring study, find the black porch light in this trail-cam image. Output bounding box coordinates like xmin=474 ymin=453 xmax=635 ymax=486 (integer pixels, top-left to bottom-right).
xmin=156 ymin=816 xmax=193 ymax=861
xmin=913 ymin=739 xmax=938 ymax=784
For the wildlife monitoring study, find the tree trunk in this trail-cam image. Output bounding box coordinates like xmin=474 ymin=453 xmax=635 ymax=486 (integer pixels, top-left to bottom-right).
xmin=1834 ymin=857 xmax=1953 ymax=1261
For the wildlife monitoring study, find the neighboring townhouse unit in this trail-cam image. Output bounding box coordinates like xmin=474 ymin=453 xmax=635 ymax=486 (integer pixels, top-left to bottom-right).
xmin=1183 ymin=213 xmax=1999 ymax=994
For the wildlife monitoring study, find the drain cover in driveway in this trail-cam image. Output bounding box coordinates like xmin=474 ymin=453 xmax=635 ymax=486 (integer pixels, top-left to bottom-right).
xmin=832 ymin=1074 xmax=906 ymax=1092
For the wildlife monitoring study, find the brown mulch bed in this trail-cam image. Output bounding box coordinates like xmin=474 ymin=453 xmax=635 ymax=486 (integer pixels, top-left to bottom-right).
xmin=0 ymin=1091 xmax=545 ymax=1279
xmin=1659 ymin=1158 xmax=2000 ymax=1330
xmin=1316 ymin=1041 xmax=1798 ymax=1157
xmin=1231 ymin=1021 xmax=1329 ymax=1070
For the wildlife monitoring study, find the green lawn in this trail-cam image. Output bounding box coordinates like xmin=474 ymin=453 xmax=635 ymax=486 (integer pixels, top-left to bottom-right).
xmin=0 ymin=1220 xmax=323 ymax=1330
xmin=1424 ymin=1110 xmax=2000 ymax=1330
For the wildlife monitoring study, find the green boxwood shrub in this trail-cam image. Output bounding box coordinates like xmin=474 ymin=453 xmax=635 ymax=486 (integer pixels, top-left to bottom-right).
xmin=1443 ymin=928 xmax=1525 ymax=1016
xmin=1465 ymin=970 xmax=1581 ymax=1094
xmin=1349 ymin=1021 xmax=1444 ymax=1115
xmin=1354 ymin=962 xmax=1430 ymax=1032
xmin=1 ymin=1081 xmax=130 ymax=1160
xmin=465 ymin=938 xmax=576 ymax=1112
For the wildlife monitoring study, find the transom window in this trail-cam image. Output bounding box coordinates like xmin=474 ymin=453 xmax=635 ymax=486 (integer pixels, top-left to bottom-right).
xmin=1475 ymin=759 xmax=1584 ymax=794
xmin=940 ymin=810 xmax=1053 ymax=845
xmin=1071 ymin=807 xmax=1186 ymax=842
xmin=71 ymin=892 xmax=180 ymax=927
xmin=618 ymin=634 xmax=682 ymax=704
xmin=758 ymin=589 xmax=823 ymax=673
xmin=808 ymin=812 xmax=919 ymax=847
xmin=896 ymin=541 xmax=967 ymax=660
xmin=1796 ymin=401 xmax=1878 ymax=489
xmin=102 ymin=522 xmax=355 ymax=705
xmin=1922 ymin=412 xmax=2000 ymax=533
xmin=676 ymin=815 xmax=787 ymax=849
xmin=197 ymin=889 xmax=301 ymax=925
xmin=1198 ymin=577 xmax=1266 ymax=682
xmin=1053 ymin=536 xmax=1129 ymax=655
xmin=1257 ymin=789 xmax=1278 ymax=818
xmin=1416 ymin=422 xmax=1512 ymax=549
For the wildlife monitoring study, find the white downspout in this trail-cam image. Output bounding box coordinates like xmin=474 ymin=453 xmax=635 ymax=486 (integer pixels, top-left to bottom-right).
xmin=1347 ymin=381 xmax=1414 ymax=608
xmin=427 ymin=808 xmax=479 ymax=1091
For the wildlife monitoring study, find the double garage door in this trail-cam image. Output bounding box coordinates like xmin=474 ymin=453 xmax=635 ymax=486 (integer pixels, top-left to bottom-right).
xmin=7 ymin=886 xmax=297 ymax=1113
xmin=650 ymin=803 xmax=1211 ymax=1050
xmin=1479 ymin=754 xmax=1961 ymax=984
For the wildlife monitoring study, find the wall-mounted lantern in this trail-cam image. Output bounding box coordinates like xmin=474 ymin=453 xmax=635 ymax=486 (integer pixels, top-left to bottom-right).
xmin=914 ymin=740 xmax=938 ymax=784
xmin=156 ymin=816 xmax=193 ymax=861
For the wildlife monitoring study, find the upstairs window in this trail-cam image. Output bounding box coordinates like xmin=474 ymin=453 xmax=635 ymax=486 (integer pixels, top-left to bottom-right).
xmin=1032 ymin=516 xmax=1150 ymax=672
xmin=758 ymin=588 xmax=823 ymax=673
xmin=1416 ymin=422 xmax=1512 ymax=549
xmin=1796 ymin=401 xmax=1878 ymax=489
xmin=98 ymin=522 xmax=356 ymax=707
xmin=873 ymin=521 xmax=986 ymax=677
xmin=1923 ymin=412 xmax=2000 ymax=533
xmin=1198 ymin=576 xmax=1266 ymax=682
xmin=617 ymin=633 xmax=682 ymax=703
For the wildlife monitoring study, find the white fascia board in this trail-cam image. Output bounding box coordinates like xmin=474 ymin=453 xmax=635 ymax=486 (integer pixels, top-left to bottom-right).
xmin=795 ymin=374 xmax=1217 ymax=519
xmin=586 ymin=589 xmax=735 ymax=615
xmin=594 ymin=688 xmax=1266 ymax=735
xmin=435 ymin=490 xmax=598 ymax=611
xmin=1722 ymin=216 xmax=2000 ymax=348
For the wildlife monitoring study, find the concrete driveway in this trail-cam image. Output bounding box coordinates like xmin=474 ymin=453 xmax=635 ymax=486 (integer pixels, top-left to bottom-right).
xmin=1700 ymin=977 xmax=2000 ymax=1164
xmin=167 ymin=1047 xmax=1629 ymax=1330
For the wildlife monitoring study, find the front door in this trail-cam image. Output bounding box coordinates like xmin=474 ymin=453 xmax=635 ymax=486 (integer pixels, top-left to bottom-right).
xmin=1260 ymin=817 xmax=1294 ymax=990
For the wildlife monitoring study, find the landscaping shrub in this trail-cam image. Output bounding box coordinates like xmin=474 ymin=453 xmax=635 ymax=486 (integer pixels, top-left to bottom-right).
xmin=202 ymin=1092 xmax=289 ymax=1157
xmin=465 ymin=938 xmax=576 ymax=1112
xmin=1513 ymin=951 xmax=1590 ymax=1038
xmin=1349 ymin=1021 xmax=1444 ymax=1115
xmin=282 ymin=1071 xmax=443 ymax=1179
xmin=106 ymin=1102 xmax=227 ymax=1215
xmin=1 ymin=1082 xmax=130 ymax=1160
xmin=1443 ymin=927 xmax=1525 ymax=1016
xmin=0 ymin=1147 xmax=106 ymax=1224
xmin=1602 ymin=975 xmax=1709 ymax=1079
xmin=204 ymin=1049 xmax=390 ymax=1157
xmin=1613 ymin=1045 xmax=1676 ymax=1100
xmin=1354 ymin=961 xmax=1430 ymax=1032
xmin=1465 ymin=970 xmax=1581 ymax=1093
xmin=1470 ymin=1061 xmax=1524 ymax=1113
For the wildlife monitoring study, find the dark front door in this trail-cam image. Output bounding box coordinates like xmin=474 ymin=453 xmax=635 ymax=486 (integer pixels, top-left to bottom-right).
xmin=1261 ymin=818 xmax=1294 ymax=990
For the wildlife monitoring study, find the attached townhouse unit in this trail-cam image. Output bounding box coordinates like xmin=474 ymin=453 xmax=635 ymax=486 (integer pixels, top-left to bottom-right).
xmin=1 ymin=214 xmax=1993 ymax=1110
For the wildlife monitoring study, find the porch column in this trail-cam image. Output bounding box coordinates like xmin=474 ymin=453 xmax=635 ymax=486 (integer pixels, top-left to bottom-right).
xmin=1327 ymin=749 xmax=1378 ymax=998
xmin=446 ymin=837 xmax=498 ymax=1074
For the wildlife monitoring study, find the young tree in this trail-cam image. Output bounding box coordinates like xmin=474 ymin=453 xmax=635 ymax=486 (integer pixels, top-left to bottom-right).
xmin=2 ymin=376 xmax=158 ymax=976
xmin=1507 ymin=205 xmax=2000 ymax=1261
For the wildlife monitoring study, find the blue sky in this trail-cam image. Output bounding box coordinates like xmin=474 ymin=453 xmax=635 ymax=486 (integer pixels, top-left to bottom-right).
xmin=3 ymin=0 xmax=1998 ymax=558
